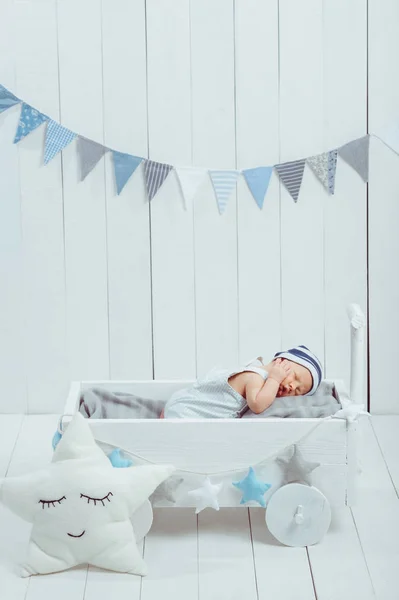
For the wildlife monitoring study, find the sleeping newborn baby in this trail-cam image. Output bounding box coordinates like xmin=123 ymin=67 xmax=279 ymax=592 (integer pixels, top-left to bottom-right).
xmin=161 ymin=345 xmax=322 ymax=419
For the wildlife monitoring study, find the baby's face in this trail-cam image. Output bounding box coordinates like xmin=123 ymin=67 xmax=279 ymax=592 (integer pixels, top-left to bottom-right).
xmin=275 ymin=359 xmax=312 ymax=397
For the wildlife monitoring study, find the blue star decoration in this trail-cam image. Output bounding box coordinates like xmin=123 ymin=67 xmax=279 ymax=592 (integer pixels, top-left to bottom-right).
xmin=107 ymin=448 xmax=133 ymax=468
xmin=52 ymin=430 xmax=132 ymax=468
xmin=232 ymin=467 xmax=272 ymax=507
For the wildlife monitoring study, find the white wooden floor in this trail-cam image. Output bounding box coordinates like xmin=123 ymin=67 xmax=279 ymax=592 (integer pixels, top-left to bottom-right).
xmin=1 ymin=415 xmax=398 ymax=600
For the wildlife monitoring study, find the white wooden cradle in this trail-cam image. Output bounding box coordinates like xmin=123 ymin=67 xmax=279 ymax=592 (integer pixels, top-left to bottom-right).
xmin=62 ymin=304 xmax=366 ymax=546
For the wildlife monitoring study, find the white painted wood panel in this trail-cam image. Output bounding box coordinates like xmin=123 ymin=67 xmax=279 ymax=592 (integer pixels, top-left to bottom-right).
xmin=191 ymin=0 xmax=239 ymax=376
xmin=279 ymin=0 xmax=325 ymax=364
xmin=102 ymin=0 xmax=153 ymax=381
xmin=57 ymin=0 xmax=110 ymax=384
xmin=146 ymin=0 xmax=196 ymax=380
xmin=235 ymin=0 xmax=282 ymax=364
xmin=14 ymin=0 xmax=67 ymax=413
xmin=323 ymin=0 xmax=368 ymax=396
xmin=368 ymin=0 xmax=399 ymax=414
xmin=0 ymin=0 xmax=27 ymax=414
xmin=0 ymin=0 xmax=392 ymax=413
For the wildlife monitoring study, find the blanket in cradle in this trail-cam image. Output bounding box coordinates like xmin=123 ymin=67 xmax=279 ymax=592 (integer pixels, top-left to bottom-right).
xmin=79 ymin=381 xmax=341 ymax=420
xmin=240 ymin=381 xmax=340 ymax=418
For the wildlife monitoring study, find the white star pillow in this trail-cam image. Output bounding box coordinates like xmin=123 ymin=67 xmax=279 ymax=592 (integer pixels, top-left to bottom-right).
xmin=0 ymin=413 xmax=175 ymax=577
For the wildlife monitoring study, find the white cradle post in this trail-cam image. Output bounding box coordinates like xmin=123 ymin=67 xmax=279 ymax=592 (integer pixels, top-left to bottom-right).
xmin=347 ymin=303 xmax=366 ymax=407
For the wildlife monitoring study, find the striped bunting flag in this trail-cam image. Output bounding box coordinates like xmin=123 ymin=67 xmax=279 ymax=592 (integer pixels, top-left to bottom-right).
xmin=275 ymin=159 xmax=306 ymax=202
xmin=112 ymin=151 xmax=142 ymax=195
xmin=0 ymin=84 xmax=20 ymax=114
xmin=77 ymin=137 xmax=107 ymax=181
xmin=209 ymin=170 xmax=240 ymax=214
xmin=44 ymin=120 xmax=77 ymax=164
xmin=338 ymin=135 xmax=369 ymax=182
xmin=144 ymin=160 xmax=173 ymax=201
xmin=13 ymin=103 xmax=48 ymax=143
xmin=307 ymin=150 xmax=337 ymax=195
xmin=175 ymin=166 xmax=207 ymax=210
xmin=242 ymin=166 xmax=273 ymax=209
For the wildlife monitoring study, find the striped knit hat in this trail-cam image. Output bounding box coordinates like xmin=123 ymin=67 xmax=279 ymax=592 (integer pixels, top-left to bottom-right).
xmin=274 ymin=345 xmax=322 ymax=395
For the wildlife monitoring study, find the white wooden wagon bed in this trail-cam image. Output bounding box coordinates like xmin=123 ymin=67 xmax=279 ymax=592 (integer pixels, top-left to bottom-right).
xmin=61 ymin=304 xmax=367 ymax=546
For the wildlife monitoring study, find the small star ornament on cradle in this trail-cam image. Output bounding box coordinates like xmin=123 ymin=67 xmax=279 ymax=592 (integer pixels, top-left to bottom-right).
xmin=233 ymin=467 xmax=272 ymax=507
xmin=0 ymin=413 xmax=175 ymax=577
xmin=188 ymin=477 xmax=223 ymax=513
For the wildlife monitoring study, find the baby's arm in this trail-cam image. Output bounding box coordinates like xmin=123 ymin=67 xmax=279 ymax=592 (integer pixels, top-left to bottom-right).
xmin=245 ymin=359 xmax=291 ymax=414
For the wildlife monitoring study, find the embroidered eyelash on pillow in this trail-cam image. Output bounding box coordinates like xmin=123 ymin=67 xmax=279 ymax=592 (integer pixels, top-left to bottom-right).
xmin=0 ymin=412 xmax=175 ymax=577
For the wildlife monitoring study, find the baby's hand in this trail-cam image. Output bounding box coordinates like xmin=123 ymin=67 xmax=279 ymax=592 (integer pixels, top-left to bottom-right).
xmin=268 ymin=358 xmax=291 ymax=384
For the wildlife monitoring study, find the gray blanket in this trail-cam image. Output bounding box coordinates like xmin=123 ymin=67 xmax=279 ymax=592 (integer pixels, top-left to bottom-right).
xmin=241 ymin=380 xmax=340 ymax=418
xmin=79 ymin=388 xmax=164 ymax=419
xmin=79 ymin=380 xmax=341 ymax=420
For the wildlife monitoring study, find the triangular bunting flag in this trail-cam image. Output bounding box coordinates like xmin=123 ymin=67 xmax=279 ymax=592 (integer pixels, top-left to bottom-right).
xmin=209 ymin=170 xmax=240 ymax=214
xmin=175 ymin=166 xmax=207 ymax=210
xmin=242 ymin=166 xmax=273 ymax=209
xmin=275 ymin=159 xmax=306 ymax=202
xmin=112 ymin=151 xmax=142 ymax=195
xmin=77 ymin=136 xmax=107 ymax=181
xmin=13 ymin=103 xmax=48 ymax=144
xmin=0 ymin=84 xmax=20 ymax=114
xmin=338 ymin=135 xmax=369 ymax=182
xmin=307 ymin=149 xmax=338 ymax=195
xmin=44 ymin=120 xmax=77 ymax=164
xmin=144 ymin=160 xmax=173 ymax=201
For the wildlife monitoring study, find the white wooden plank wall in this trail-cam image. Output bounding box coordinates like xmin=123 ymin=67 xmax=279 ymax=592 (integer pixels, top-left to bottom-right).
xmin=0 ymin=0 xmax=395 ymax=413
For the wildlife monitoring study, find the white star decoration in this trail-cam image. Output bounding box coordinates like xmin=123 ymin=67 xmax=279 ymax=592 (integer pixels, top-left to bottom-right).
xmin=0 ymin=413 xmax=175 ymax=577
xmin=276 ymin=445 xmax=320 ymax=485
xmin=187 ymin=477 xmax=223 ymax=513
xmin=333 ymin=403 xmax=369 ymax=423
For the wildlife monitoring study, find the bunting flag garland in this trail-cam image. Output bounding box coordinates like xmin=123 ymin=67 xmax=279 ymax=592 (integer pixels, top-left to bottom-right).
xmin=13 ymin=103 xmax=48 ymax=144
xmin=5 ymin=82 xmax=399 ymax=215
xmin=307 ymin=150 xmax=338 ymax=195
xmin=242 ymin=166 xmax=273 ymax=209
xmin=0 ymin=84 xmax=20 ymax=113
xmin=77 ymin=136 xmax=107 ymax=181
xmin=144 ymin=159 xmax=173 ymax=201
xmin=338 ymin=135 xmax=369 ymax=182
xmin=209 ymin=169 xmax=240 ymax=214
xmin=112 ymin=151 xmax=142 ymax=195
xmin=275 ymin=159 xmax=306 ymax=202
xmin=175 ymin=166 xmax=207 ymax=210
xmin=44 ymin=120 xmax=77 ymax=164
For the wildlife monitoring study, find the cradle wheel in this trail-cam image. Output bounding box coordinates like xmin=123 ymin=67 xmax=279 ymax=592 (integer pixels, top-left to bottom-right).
xmin=130 ymin=499 xmax=153 ymax=542
xmin=265 ymin=483 xmax=331 ymax=547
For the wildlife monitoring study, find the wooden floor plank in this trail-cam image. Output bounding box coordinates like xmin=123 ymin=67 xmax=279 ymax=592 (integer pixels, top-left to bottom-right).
xmin=0 ymin=414 xmax=23 ymax=477
xmin=198 ymin=508 xmax=257 ymax=600
xmin=141 ymin=508 xmax=198 ymax=600
xmin=351 ymin=416 xmax=399 ymax=600
xmin=371 ymin=415 xmax=399 ymax=497
xmin=84 ymin=543 xmax=143 ymax=600
xmin=307 ymin=507 xmax=375 ymax=600
xmin=249 ymin=507 xmax=315 ymax=600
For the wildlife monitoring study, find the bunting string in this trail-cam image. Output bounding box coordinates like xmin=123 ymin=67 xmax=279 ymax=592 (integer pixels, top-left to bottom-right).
xmin=0 ymin=83 xmax=395 ymax=213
